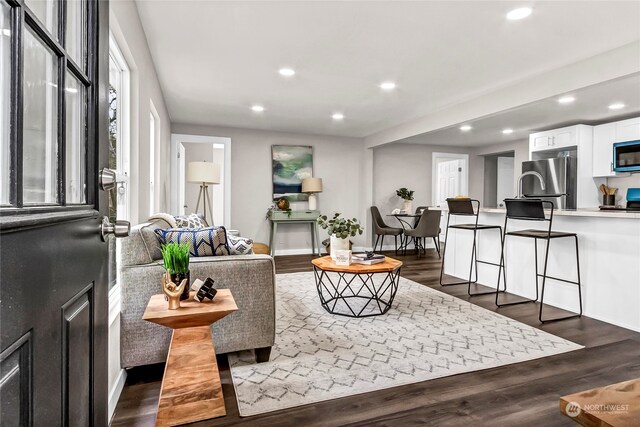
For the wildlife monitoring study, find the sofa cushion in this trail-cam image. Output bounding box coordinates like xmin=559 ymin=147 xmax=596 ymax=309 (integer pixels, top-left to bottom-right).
xmin=155 ymin=226 xmax=230 ymax=257
xmin=175 ymin=213 xmax=209 ymax=228
xmin=227 ymin=235 xmax=254 ymax=255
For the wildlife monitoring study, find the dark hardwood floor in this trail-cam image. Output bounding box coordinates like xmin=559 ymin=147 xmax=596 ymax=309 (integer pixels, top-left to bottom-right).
xmin=111 ymin=251 xmax=640 ymax=426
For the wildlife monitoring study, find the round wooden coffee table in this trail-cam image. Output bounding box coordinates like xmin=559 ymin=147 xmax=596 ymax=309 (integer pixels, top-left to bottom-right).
xmin=311 ymin=256 xmax=403 ymax=317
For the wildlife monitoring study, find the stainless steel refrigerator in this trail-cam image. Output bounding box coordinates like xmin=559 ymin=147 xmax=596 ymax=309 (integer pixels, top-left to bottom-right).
xmin=521 ymin=156 xmax=577 ymax=210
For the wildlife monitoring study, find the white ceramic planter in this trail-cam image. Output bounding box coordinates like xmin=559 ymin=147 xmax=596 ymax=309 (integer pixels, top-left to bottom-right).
xmin=403 ymin=200 xmax=413 ymax=214
xmin=330 ymin=235 xmax=350 ymax=260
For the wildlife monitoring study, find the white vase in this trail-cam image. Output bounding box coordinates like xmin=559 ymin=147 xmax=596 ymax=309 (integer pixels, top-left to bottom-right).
xmin=403 ymin=200 xmax=413 ymax=214
xmin=330 ymin=235 xmax=350 ymax=260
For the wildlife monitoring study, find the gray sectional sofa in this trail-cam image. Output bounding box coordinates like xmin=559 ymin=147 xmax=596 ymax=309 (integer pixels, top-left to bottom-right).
xmin=119 ymin=218 xmax=276 ymax=368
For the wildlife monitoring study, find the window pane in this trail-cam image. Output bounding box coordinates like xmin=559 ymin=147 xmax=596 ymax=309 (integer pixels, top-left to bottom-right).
xmin=0 ymin=2 xmax=10 ymax=205
xmin=65 ymin=71 xmax=86 ymax=203
xmin=24 ymin=0 xmax=57 ymax=39
xmin=66 ymin=0 xmax=86 ymax=69
xmin=23 ymin=27 xmax=58 ymax=204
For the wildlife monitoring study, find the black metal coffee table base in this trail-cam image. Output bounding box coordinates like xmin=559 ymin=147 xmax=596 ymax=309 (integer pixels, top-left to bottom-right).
xmin=312 ymin=266 xmax=401 ymax=317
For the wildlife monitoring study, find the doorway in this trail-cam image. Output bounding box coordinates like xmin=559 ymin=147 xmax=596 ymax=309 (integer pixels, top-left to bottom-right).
xmin=170 ymin=134 xmax=231 ymax=227
xmin=483 ymin=151 xmax=515 ymax=208
xmin=432 ymin=153 xmax=469 ymax=207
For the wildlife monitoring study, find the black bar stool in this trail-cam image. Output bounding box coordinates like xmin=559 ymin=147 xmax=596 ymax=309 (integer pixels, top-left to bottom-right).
xmin=495 ymin=199 xmax=582 ymax=323
xmin=439 ymin=198 xmax=506 ymax=296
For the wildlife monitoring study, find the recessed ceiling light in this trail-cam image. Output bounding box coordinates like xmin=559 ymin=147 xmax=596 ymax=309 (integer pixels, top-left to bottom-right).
xmin=278 ymin=68 xmax=295 ymax=77
xmin=608 ymin=103 xmax=625 ymax=110
xmin=558 ymin=96 xmax=575 ymax=104
xmin=251 ymin=105 xmax=265 ymax=112
xmin=506 ymin=7 xmax=532 ymax=20
xmin=502 ymin=128 xmax=514 ymax=135
xmin=460 ymin=125 xmax=472 ymax=132
xmin=332 ymin=113 xmax=344 ymax=120
xmin=380 ymin=81 xmax=396 ymax=90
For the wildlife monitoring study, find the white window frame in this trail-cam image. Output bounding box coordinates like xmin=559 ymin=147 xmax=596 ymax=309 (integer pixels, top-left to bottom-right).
xmin=149 ymin=101 xmax=160 ymax=215
xmin=109 ymin=32 xmax=130 ymax=220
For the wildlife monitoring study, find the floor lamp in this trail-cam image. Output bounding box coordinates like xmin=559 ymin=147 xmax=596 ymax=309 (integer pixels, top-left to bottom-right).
xmin=187 ymin=161 xmax=220 ymax=224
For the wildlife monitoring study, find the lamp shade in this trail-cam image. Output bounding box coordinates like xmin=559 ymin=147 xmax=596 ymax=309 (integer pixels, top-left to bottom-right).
xmin=187 ymin=162 xmax=220 ymax=184
xmin=302 ymin=177 xmax=323 ymax=193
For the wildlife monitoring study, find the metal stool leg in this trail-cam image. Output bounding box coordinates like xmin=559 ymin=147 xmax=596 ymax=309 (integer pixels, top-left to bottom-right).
xmin=539 ymin=235 xmax=583 ymax=323
xmin=440 ymin=217 xmax=479 ymax=287
xmin=468 ymin=227 xmax=506 ymax=296
xmin=495 ymin=232 xmax=537 ymax=307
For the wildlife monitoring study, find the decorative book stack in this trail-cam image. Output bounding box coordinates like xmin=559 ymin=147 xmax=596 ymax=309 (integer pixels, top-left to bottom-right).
xmin=351 ymin=253 xmax=385 ymax=265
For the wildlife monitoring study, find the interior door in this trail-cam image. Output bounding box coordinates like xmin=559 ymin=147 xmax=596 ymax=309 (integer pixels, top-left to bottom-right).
xmin=436 ymin=159 xmax=461 ymax=207
xmin=0 ymin=1 xmax=116 ymax=425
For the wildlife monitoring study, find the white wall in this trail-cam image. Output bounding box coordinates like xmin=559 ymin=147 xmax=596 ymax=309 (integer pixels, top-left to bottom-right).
xmin=172 ymin=123 xmax=366 ymax=252
xmin=469 ymin=139 xmax=529 ymax=205
xmin=372 ymin=143 xmax=470 ymax=216
xmin=110 ymin=0 xmax=172 ymax=224
xmin=108 ymin=1 xmax=172 ymax=420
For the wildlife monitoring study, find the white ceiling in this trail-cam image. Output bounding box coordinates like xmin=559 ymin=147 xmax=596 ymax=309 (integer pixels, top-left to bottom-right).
xmin=397 ymin=73 xmax=640 ymax=146
xmin=135 ymin=1 xmax=640 ymax=139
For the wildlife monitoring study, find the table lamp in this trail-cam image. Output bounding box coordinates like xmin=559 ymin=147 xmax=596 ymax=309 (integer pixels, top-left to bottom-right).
xmin=187 ymin=161 xmax=220 ymax=223
xmin=302 ymin=177 xmax=323 ymax=210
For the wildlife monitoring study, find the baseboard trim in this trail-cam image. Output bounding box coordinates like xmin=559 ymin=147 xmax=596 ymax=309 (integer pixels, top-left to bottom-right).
xmin=108 ymin=368 xmax=127 ymax=422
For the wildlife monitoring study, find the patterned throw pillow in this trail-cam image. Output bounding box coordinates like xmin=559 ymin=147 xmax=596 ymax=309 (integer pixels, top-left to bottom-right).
xmin=175 ymin=213 xmax=209 ymax=228
xmin=227 ymin=235 xmax=254 ymax=255
xmin=155 ymin=226 xmax=230 ymax=257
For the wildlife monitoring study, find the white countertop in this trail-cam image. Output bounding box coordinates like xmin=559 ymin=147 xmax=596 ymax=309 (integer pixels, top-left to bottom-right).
xmin=479 ymin=207 xmax=640 ymax=219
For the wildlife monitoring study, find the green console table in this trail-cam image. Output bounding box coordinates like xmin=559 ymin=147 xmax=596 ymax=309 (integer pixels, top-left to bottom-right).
xmin=267 ymin=210 xmax=323 ymax=257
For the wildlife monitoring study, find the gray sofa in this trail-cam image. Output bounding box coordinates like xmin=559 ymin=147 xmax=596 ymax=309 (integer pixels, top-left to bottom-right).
xmin=119 ymin=219 xmax=276 ymax=368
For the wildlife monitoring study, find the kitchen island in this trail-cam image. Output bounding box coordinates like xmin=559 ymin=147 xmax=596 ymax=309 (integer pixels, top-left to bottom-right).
xmin=442 ymin=208 xmax=640 ymax=331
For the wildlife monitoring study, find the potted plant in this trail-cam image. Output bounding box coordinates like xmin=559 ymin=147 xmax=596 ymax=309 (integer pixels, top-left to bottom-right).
xmin=396 ymin=187 xmax=415 ymax=213
xmin=160 ymin=243 xmax=191 ymax=301
xmin=317 ymin=213 xmax=363 ymax=259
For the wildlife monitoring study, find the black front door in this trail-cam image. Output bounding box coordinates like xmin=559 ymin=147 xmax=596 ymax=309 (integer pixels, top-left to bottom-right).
xmin=1 ymin=0 xmax=111 ymax=425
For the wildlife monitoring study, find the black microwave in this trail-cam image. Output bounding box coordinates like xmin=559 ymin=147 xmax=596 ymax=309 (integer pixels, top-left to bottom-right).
xmin=613 ymin=140 xmax=640 ymax=172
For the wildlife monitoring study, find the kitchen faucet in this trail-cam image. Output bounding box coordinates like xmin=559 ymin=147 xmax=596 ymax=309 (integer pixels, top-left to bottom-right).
xmin=516 ymin=171 xmax=545 ymax=198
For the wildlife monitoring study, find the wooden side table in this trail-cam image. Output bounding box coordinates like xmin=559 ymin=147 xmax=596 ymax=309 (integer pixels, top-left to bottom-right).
xmin=143 ymin=289 xmax=237 ymax=427
xmin=267 ymin=209 xmax=322 ymax=256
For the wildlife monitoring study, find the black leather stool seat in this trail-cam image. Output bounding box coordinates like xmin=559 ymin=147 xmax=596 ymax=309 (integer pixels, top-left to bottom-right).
xmin=449 ymin=224 xmax=502 ymax=230
xmin=506 ymin=229 xmax=577 ymax=239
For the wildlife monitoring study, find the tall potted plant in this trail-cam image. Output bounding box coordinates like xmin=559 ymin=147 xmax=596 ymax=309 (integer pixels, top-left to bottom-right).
xmin=396 ymin=187 xmax=414 ymax=213
xmin=317 ymin=213 xmax=363 ymax=260
xmin=160 ymin=243 xmax=191 ymax=300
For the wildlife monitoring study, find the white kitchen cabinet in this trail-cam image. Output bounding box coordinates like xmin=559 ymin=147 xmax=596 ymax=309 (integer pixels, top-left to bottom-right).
xmin=529 ymin=125 xmax=579 ymax=152
xmin=615 ymin=117 xmax=640 ymax=141
xmin=592 ymin=117 xmax=638 ymax=177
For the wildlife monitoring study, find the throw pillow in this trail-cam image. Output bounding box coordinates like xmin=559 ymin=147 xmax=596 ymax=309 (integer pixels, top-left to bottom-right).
xmin=155 ymin=226 xmax=230 ymax=257
xmin=175 ymin=213 xmax=209 ymax=228
xmin=227 ymin=235 xmax=254 ymax=255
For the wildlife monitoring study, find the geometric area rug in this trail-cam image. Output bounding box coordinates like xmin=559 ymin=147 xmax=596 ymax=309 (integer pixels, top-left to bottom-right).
xmin=228 ymin=272 xmax=583 ymax=416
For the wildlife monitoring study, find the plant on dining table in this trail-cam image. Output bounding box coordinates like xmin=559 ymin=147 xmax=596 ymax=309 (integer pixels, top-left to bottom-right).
xmin=396 ymin=187 xmax=414 ymax=201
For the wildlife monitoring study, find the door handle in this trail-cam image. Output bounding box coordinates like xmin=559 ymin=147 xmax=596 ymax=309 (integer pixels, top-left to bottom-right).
xmin=101 ymin=217 xmax=130 ymax=241
xmin=99 ymin=168 xmax=117 ymax=191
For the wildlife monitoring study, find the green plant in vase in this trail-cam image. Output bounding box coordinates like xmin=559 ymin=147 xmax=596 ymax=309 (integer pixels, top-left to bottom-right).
xmin=396 ymin=187 xmax=415 ymax=213
xmin=317 ymin=212 xmax=363 ymax=259
xmin=160 ymin=243 xmax=191 ymax=301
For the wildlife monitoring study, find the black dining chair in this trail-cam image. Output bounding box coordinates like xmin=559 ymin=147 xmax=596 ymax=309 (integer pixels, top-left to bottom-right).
xmin=404 ymin=209 xmax=441 ymax=258
xmin=370 ymin=206 xmax=403 ymax=254
xmin=495 ymin=198 xmax=582 ymax=323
